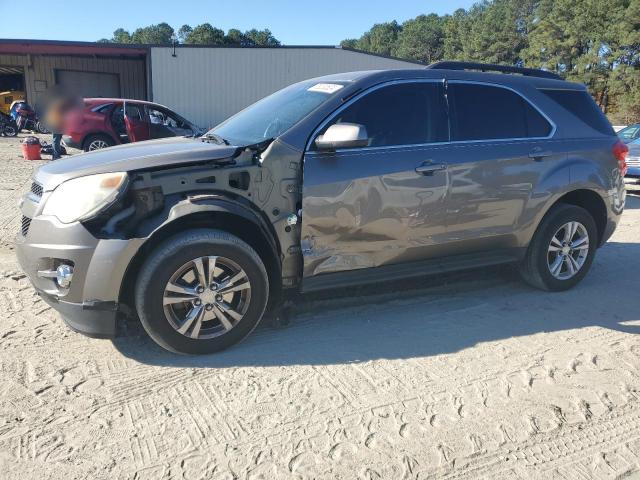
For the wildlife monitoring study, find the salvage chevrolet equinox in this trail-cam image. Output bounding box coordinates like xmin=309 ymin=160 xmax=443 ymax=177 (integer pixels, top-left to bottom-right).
xmin=16 ymin=62 xmax=627 ymax=354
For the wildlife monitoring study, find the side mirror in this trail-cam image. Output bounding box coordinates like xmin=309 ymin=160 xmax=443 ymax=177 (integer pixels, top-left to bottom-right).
xmin=315 ymin=123 xmax=369 ymax=151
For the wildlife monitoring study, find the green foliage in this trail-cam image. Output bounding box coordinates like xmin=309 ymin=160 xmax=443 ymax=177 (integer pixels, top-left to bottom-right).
xmin=102 ymin=24 xmax=280 ymax=48
xmin=344 ymin=0 xmax=640 ymax=123
xmin=111 ymin=28 xmax=133 ymax=44
xmin=184 ymin=23 xmax=225 ymax=45
xmin=353 ymin=21 xmax=401 ymax=56
xmin=177 ymin=25 xmax=193 ymax=43
xmin=131 ymin=23 xmax=175 ymax=45
xmin=243 ymin=29 xmax=280 ymax=47
xmin=396 ymin=14 xmax=444 ymax=64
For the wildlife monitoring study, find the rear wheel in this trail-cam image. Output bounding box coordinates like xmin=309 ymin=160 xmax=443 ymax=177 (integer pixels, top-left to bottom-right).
xmin=135 ymin=229 xmax=269 ymax=354
xmin=520 ymin=204 xmax=597 ymax=291
xmin=83 ymin=134 xmax=114 ymax=151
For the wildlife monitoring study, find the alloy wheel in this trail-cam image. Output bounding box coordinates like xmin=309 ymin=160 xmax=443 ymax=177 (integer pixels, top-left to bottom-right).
xmin=162 ymin=256 xmax=252 ymax=339
xmin=547 ymin=221 xmax=590 ymax=280
xmin=88 ymin=140 xmax=109 ymax=150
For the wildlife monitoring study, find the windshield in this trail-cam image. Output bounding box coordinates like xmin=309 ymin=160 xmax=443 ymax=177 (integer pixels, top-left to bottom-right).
xmin=206 ymin=79 xmax=347 ymax=146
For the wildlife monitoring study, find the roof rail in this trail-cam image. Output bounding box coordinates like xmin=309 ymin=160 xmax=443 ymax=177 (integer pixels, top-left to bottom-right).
xmin=426 ymin=61 xmax=562 ymax=80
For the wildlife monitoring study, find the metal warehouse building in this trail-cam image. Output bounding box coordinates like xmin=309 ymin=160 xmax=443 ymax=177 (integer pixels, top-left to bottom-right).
xmin=0 ymin=39 xmax=421 ymax=128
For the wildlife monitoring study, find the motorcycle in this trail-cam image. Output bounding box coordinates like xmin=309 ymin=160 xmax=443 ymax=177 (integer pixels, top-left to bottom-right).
xmin=11 ymin=101 xmax=49 ymax=134
xmin=0 ymin=111 xmax=18 ymax=137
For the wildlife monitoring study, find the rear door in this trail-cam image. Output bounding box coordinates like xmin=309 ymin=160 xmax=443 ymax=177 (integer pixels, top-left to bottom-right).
xmin=301 ymin=80 xmax=451 ymax=279
xmin=444 ymin=81 xmax=559 ymax=251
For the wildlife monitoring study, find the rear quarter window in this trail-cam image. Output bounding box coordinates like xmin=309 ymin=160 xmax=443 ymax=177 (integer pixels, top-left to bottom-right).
xmin=539 ymin=89 xmax=614 ymax=135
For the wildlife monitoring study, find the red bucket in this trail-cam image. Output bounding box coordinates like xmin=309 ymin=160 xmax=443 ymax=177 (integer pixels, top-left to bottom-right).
xmin=21 ymin=142 xmax=41 ymax=160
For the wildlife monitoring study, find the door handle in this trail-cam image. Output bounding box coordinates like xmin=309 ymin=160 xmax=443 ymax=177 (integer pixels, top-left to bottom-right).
xmin=529 ymin=149 xmax=554 ymax=160
xmin=415 ymin=162 xmax=447 ymax=175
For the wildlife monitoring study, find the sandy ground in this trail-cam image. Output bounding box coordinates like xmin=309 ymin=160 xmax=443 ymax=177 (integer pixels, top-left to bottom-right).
xmin=0 ymin=133 xmax=640 ymax=479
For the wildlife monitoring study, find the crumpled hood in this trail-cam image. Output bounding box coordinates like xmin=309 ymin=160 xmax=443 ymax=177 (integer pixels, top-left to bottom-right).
xmin=35 ymin=137 xmax=238 ymax=191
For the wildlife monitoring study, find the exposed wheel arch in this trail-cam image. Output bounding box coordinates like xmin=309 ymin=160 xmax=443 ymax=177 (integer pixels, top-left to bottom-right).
xmin=553 ymin=189 xmax=607 ymax=246
xmin=119 ymin=211 xmax=282 ymax=319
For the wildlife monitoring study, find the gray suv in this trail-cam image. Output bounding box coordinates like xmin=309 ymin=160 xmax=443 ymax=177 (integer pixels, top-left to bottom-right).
xmin=16 ymin=62 xmax=628 ymax=354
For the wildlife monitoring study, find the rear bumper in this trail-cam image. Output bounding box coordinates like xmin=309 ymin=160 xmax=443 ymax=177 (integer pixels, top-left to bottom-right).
xmin=600 ymin=187 xmax=625 ymax=246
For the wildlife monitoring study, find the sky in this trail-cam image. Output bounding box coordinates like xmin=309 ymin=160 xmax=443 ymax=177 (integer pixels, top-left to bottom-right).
xmin=0 ymin=0 xmax=476 ymax=45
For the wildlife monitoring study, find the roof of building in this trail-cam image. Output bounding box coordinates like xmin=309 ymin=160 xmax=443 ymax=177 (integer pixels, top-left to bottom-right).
xmin=0 ymin=38 xmax=424 ymax=65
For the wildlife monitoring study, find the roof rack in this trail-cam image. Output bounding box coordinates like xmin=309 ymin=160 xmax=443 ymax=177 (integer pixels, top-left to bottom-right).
xmin=426 ymin=61 xmax=562 ymax=80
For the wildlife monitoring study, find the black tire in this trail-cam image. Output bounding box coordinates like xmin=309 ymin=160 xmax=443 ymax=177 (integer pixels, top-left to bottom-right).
xmin=37 ymin=122 xmax=49 ymax=134
xmin=83 ymin=134 xmax=114 ymax=152
xmin=135 ymin=229 xmax=269 ymax=354
xmin=2 ymin=123 xmax=17 ymax=137
xmin=520 ymin=204 xmax=598 ymax=291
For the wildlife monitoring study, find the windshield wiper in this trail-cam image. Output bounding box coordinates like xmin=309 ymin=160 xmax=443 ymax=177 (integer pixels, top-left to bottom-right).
xmin=202 ymin=132 xmax=230 ymax=145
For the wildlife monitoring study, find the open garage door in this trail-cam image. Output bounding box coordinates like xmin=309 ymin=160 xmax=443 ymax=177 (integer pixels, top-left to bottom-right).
xmin=0 ymin=65 xmax=25 ymax=114
xmin=56 ymin=70 xmax=120 ymax=98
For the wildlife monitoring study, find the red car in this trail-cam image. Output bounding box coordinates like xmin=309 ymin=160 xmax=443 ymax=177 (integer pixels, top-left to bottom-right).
xmin=63 ymin=98 xmax=204 ymax=152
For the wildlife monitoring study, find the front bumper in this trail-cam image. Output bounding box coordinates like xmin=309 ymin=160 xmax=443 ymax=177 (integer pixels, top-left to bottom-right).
xmin=62 ymin=135 xmax=82 ymax=150
xmin=36 ymin=289 xmax=118 ymax=338
xmin=16 ymin=200 xmax=143 ymax=338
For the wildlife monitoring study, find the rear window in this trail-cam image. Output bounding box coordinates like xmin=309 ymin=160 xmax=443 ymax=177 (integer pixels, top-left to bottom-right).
xmin=450 ymin=83 xmax=552 ymax=141
xmin=539 ymin=89 xmax=614 ymax=135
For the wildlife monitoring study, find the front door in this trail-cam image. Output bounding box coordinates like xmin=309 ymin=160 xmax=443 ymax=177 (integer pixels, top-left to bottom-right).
xmin=146 ymin=106 xmax=193 ymax=139
xmin=301 ymin=80 xmax=451 ymax=280
xmin=123 ymin=102 xmax=150 ymax=143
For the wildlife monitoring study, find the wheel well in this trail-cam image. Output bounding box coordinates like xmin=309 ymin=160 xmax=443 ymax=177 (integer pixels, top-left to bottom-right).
xmin=556 ymin=189 xmax=607 ymax=244
xmin=119 ymin=211 xmax=282 ymax=315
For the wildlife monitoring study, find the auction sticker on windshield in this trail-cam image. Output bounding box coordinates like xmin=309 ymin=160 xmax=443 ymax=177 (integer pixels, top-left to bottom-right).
xmin=307 ymin=83 xmax=344 ymax=94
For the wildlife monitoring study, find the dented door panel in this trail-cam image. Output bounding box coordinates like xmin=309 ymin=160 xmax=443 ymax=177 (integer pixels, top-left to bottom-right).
xmin=301 ymin=146 xmax=449 ymax=278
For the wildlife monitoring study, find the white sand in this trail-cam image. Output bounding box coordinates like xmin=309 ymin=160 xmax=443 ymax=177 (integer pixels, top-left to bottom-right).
xmin=1 ymin=134 xmax=640 ymax=479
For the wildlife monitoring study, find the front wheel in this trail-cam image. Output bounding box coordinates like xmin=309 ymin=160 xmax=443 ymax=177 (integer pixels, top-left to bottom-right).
xmin=520 ymin=204 xmax=598 ymax=291
xmin=83 ymin=134 xmax=114 ymax=151
xmin=135 ymin=229 xmax=269 ymax=354
xmin=2 ymin=123 xmax=18 ymax=137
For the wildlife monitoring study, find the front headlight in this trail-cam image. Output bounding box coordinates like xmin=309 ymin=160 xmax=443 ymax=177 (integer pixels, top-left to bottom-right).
xmin=42 ymin=172 xmax=128 ymax=223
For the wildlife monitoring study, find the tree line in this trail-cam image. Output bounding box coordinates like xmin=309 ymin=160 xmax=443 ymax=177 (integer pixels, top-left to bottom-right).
xmin=341 ymin=0 xmax=639 ymax=123
xmin=98 ymin=23 xmax=280 ymax=47
xmin=98 ymin=0 xmax=638 ymax=123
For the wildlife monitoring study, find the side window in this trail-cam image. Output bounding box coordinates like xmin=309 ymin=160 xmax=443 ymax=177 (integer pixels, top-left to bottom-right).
xmin=324 ymin=82 xmax=448 ymax=148
xmin=148 ymin=107 xmax=182 ymax=128
xmin=450 ymin=83 xmax=552 ymax=141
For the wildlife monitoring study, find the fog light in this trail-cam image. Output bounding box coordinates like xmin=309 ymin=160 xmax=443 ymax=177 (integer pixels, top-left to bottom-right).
xmin=56 ymin=264 xmax=74 ymax=288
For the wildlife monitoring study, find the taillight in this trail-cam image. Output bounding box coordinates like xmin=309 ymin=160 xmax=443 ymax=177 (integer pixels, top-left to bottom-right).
xmin=613 ymin=140 xmax=628 ymax=176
